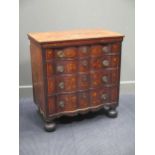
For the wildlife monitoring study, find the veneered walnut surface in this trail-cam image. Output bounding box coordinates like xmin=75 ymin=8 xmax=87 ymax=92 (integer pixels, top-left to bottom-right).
xmin=28 ymin=29 xmax=124 ymax=44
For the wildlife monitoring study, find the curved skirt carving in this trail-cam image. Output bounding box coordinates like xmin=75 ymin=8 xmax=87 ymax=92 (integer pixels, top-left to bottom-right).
xmin=45 ymin=102 xmax=118 ymax=122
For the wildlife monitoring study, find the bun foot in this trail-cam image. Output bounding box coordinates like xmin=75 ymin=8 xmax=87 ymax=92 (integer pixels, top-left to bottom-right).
xmin=44 ymin=122 xmax=56 ymax=132
xmin=106 ymin=108 xmax=118 ymax=118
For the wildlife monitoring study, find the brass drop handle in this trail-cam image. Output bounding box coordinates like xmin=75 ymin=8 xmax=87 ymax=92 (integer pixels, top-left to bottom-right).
xmin=102 ymin=46 xmax=109 ymax=53
xmin=57 ymin=65 xmax=64 ymax=73
xmin=58 ymin=82 xmax=64 ymax=89
xmin=102 ymin=76 xmax=108 ymax=83
xmin=58 ymin=101 xmax=65 ymax=108
xmin=102 ymin=60 xmax=109 ymax=67
xmin=82 ymin=47 xmax=88 ymax=53
xmin=101 ymin=94 xmax=107 ymax=100
xmin=57 ymin=50 xmax=64 ymax=58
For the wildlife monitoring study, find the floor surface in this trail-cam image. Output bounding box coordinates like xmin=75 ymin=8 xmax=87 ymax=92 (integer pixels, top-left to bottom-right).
xmin=19 ymin=93 xmax=135 ymax=155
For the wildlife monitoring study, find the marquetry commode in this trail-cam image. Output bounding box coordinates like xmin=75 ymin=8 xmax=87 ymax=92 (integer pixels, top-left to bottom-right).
xmin=28 ymin=29 xmax=124 ymax=131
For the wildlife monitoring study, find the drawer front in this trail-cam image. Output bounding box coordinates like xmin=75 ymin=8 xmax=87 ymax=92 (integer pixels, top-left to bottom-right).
xmin=46 ymin=55 xmax=120 ymax=76
xmin=48 ymin=92 xmax=89 ymax=115
xmin=48 ymin=94 xmax=78 ymax=114
xmin=47 ymin=75 xmax=77 ymax=95
xmin=90 ymin=55 xmax=120 ymax=70
xmin=90 ymin=69 xmax=119 ymax=88
xmin=78 ymin=73 xmax=90 ymax=90
xmin=55 ymin=60 xmax=78 ymax=74
xmin=55 ymin=47 xmax=77 ymax=58
xmin=45 ymin=43 xmax=121 ymax=61
xmin=47 ymin=87 xmax=119 ymax=115
xmin=56 ymin=75 xmax=77 ymax=93
xmin=57 ymin=93 xmax=77 ymax=112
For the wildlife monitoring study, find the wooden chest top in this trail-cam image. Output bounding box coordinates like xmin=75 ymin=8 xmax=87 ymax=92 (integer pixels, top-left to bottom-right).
xmin=28 ymin=29 xmax=124 ymax=44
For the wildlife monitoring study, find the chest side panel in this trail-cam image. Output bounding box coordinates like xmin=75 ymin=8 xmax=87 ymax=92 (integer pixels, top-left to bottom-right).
xmin=30 ymin=42 xmax=46 ymax=114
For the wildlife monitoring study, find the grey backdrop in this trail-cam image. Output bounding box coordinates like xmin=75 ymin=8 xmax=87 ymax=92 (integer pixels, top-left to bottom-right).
xmin=19 ymin=0 xmax=135 ymax=98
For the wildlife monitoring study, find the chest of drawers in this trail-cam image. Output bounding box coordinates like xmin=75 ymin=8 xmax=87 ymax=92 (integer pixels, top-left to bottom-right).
xmin=28 ymin=29 xmax=124 ymax=131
